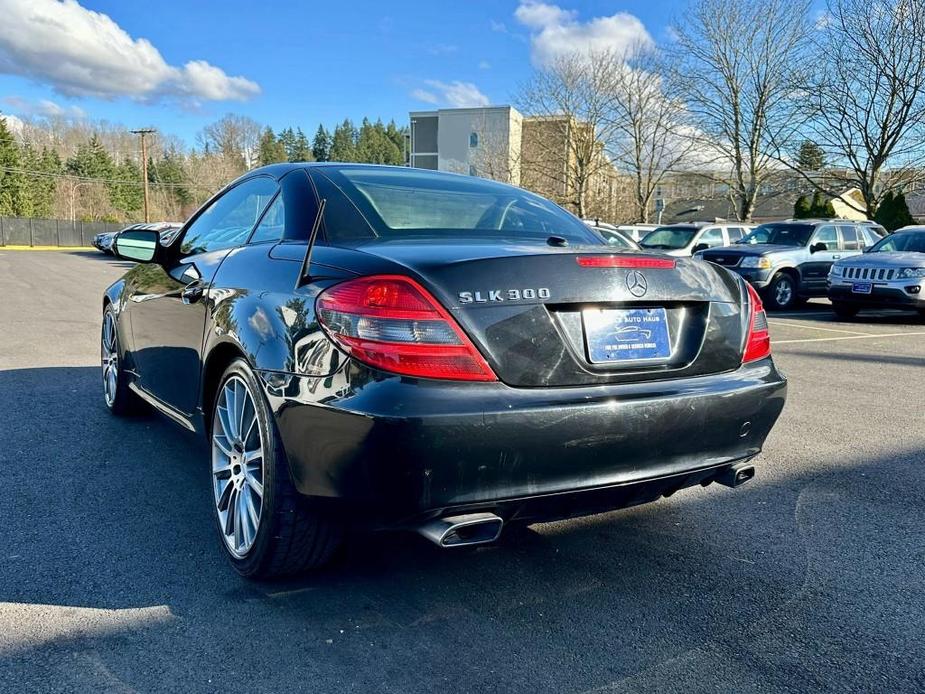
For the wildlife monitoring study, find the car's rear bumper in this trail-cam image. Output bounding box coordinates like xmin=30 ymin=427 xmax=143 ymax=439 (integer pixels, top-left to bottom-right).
xmin=262 ymin=359 xmax=787 ymax=525
xmin=828 ymin=283 xmax=924 ymax=309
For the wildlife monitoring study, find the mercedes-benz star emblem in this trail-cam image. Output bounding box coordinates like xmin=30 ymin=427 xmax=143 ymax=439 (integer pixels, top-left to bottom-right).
xmin=626 ymin=270 xmax=648 ymax=297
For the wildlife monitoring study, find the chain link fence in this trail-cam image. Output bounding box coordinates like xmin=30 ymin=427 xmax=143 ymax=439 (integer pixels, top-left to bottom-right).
xmin=0 ymin=217 xmax=127 ymax=247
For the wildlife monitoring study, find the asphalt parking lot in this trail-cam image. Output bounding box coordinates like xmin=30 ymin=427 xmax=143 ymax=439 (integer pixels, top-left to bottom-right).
xmin=1 ymin=250 xmax=924 ymax=694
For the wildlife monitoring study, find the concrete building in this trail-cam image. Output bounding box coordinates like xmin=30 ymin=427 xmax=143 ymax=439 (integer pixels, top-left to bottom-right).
xmin=409 ymin=106 xmax=626 ymax=219
xmin=409 ymin=106 xmax=522 ymax=185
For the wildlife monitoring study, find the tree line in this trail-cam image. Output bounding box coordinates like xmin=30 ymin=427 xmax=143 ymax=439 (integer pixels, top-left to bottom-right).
xmin=517 ymin=0 xmax=925 ymax=224
xmin=0 ymin=113 xmax=407 ymax=223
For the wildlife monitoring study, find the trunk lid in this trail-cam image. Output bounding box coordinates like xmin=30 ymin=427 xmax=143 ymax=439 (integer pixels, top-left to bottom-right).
xmin=351 ymin=240 xmax=748 ymax=387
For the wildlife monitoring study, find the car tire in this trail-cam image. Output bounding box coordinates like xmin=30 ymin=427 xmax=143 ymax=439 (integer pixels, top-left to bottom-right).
xmin=210 ymin=358 xmax=342 ymax=579
xmin=101 ymin=305 xmax=144 ymax=416
xmin=764 ymin=273 xmax=799 ymax=311
xmin=832 ymin=302 xmax=859 ymax=319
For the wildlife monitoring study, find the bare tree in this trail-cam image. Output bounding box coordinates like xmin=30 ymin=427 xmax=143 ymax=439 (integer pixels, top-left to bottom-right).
xmin=670 ymin=0 xmax=812 ymax=221
xmin=607 ymin=44 xmax=697 ymax=222
xmin=783 ymin=0 xmax=925 ymax=217
xmin=196 ymin=114 xmax=262 ymax=173
xmin=517 ymin=52 xmax=622 ymax=218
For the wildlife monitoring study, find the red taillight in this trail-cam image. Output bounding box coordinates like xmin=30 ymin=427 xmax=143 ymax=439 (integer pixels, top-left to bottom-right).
xmin=576 ymin=255 xmax=676 ymax=269
xmin=316 ymin=275 xmax=497 ymax=382
xmin=742 ymin=282 xmax=771 ymax=363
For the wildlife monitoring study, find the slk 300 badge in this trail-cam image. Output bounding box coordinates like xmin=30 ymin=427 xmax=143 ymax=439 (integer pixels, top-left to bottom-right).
xmin=458 ymin=288 xmax=551 ymax=303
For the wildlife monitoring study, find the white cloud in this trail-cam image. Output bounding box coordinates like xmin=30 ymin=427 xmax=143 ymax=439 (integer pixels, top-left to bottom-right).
xmin=513 ymin=1 xmax=652 ymax=67
xmin=411 ymin=80 xmax=491 ymax=108
xmin=0 ymin=112 xmax=25 ymax=135
xmin=479 ymin=60 xmax=492 ymax=70
xmin=3 ymin=95 xmax=85 ymax=119
xmin=490 ymin=20 xmax=508 ymax=33
xmin=0 ymin=0 xmax=260 ymax=103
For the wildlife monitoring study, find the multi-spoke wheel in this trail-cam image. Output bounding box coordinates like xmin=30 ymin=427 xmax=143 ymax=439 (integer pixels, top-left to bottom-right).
xmin=765 ymin=273 xmax=798 ymax=311
xmin=101 ymin=306 xmax=142 ymax=415
xmin=210 ymin=359 xmax=342 ymax=578
xmin=212 ymin=375 xmax=265 ymax=558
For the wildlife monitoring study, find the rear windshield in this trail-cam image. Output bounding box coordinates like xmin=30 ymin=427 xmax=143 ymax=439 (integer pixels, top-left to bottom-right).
xmin=312 ymin=167 xmax=599 ymax=245
xmin=869 ymin=230 xmax=925 ymax=253
xmin=740 ymin=223 xmax=814 ymax=247
xmin=639 ymin=226 xmax=698 ymax=250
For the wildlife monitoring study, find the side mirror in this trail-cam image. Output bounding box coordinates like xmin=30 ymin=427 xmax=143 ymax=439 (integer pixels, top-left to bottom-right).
xmin=114 ymin=229 xmax=161 ymax=263
xmin=692 ymin=243 xmax=709 ymax=254
xmin=809 ymin=242 xmax=828 ymax=254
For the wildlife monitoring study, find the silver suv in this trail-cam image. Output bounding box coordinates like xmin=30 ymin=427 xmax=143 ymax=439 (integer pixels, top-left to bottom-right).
xmin=700 ymin=220 xmax=887 ymax=310
xmin=828 ymin=226 xmax=925 ymax=318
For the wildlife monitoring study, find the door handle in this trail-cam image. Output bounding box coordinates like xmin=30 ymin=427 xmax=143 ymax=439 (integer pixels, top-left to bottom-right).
xmin=181 ymin=281 xmax=205 ymax=304
xmin=832 ymin=255 xmax=841 ymax=259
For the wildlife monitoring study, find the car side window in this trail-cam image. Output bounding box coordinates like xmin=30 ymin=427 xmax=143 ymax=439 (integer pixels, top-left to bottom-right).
xmin=249 ymin=195 xmax=285 ymax=244
xmin=726 ymin=226 xmax=744 ymax=242
xmin=180 ymin=177 xmax=279 ymax=256
xmin=862 ymin=226 xmax=885 ymax=246
xmin=812 ymin=225 xmax=839 ymax=251
xmin=839 ymin=225 xmax=860 ymax=250
xmin=699 ymin=227 xmax=725 ymax=247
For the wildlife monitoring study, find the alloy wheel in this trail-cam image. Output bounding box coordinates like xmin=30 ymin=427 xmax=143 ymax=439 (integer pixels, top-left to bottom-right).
xmin=212 ymin=375 xmax=265 ymax=558
xmin=101 ymin=312 xmax=119 ymax=407
xmin=774 ymin=277 xmax=793 ymax=307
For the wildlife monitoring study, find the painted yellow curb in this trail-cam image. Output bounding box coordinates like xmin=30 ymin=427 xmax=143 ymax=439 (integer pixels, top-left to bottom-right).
xmin=0 ymin=246 xmax=95 ymax=251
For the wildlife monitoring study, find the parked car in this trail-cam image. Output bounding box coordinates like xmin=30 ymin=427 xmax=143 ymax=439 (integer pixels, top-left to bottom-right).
xmin=639 ymin=222 xmax=754 ymax=257
xmin=95 ymin=222 xmax=183 ymax=255
xmin=584 ymin=220 xmax=640 ymax=249
xmin=102 ymin=163 xmax=786 ymax=578
xmin=827 ymin=226 xmax=925 ymax=318
xmin=617 ymin=223 xmax=659 ymax=242
xmin=699 ymin=219 xmax=887 ymax=310
xmin=92 ymin=231 xmax=119 ymax=254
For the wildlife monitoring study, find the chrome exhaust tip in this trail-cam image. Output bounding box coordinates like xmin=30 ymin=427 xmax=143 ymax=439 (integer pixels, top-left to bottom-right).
xmin=418 ymin=512 xmax=503 ymax=548
xmin=716 ymin=462 xmax=756 ymax=488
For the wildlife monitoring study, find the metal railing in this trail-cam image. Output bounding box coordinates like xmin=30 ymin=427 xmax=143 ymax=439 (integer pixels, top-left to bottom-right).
xmin=0 ymin=217 xmax=126 ymax=247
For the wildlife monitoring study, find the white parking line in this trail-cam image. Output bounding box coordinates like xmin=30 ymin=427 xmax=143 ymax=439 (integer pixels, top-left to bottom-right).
xmin=767 ymin=321 xmax=870 ymax=336
xmin=771 ymin=311 xmax=834 ymax=318
xmin=773 ymin=331 xmax=925 ymax=345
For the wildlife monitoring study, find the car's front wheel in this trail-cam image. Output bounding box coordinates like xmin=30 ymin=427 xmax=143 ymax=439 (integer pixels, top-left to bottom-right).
xmin=765 ymin=273 xmax=799 ymax=311
xmin=101 ymin=306 xmax=143 ymax=415
xmin=210 ymin=359 xmax=342 ymax=578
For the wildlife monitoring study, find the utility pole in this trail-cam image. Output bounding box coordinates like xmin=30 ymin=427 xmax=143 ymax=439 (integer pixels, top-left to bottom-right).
xmin=131 ymin=128 xmax=156 ymax=222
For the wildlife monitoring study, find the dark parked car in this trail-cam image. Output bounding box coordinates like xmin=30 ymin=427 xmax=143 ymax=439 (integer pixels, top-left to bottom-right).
xmin=828 ymin=226 xmax=925 ymax=318
xmin=102 ymin=164 xmax=787 ymax=578
xmin=699 ymin=220 xmax=886 ymax=310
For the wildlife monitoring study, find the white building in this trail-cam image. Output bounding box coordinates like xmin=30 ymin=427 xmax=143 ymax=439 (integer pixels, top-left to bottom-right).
xmin=409 ymin=106 xmax=522 ymax=185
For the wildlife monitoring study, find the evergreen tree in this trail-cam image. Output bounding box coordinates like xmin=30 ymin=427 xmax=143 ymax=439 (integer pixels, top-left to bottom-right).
xmin=356 ymin=118 xmax=403 ymax=165
xmin=0 ymin=116 xmax=25 ymax=216
xmin=152 ymin=148 xmax=192 ymax=208
xmin=797 ymin=140 xmax=825 ymax=171
xmin=312 ymin=125 xmax=331 ymax=162
xmin=793 ymin=194 xmax=812 ymax=219
xmin=18 ymin=145 xmax=59 ymax=218
xmin=67 ymin=135 xmax=115 ymax=179
xmin=892 ymin=192 xmax=914 ymax=230
xmin=278 ymin=128 xmax=296 ymax=160
xmin=109 ymin=160 xmax=144 ymax=215
xmin=289 ymin=128 xmax=313 ymax=162
xmin=384 ymin=120 xmax=408 ymax=163
xmin=808 ymin=191 xmax=835 ymax=218
xmin=874 ymin=191 xmax=895 ymax=229
xmin=258 ymin=127 xmax=287 ymax=166
xmin=329 ymin=119 xmax=357 ymax=162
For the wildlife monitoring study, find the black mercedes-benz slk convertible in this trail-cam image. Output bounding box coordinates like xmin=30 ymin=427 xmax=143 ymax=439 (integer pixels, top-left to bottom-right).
xmin=102 ymin=163 xmax=786 ymax=578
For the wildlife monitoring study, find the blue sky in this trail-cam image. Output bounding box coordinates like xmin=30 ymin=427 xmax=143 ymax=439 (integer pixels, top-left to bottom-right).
xmin=1 ymin=0 xmax=697 ymax=145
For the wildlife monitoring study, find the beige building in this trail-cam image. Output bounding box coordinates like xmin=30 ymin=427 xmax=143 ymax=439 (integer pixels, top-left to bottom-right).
xmin=409 ymin=106 xmax=628 ymax=219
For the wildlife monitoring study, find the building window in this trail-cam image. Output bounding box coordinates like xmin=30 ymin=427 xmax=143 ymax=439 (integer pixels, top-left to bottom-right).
xmin=469 ymin=132 xmax=479 ymax=148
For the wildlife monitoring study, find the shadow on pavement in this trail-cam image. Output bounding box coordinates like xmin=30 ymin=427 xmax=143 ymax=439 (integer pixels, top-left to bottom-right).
xmin=1 ymin=366 xmax=923 ymax=693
